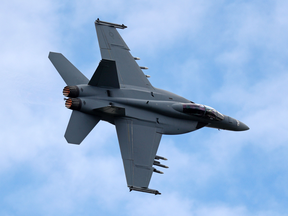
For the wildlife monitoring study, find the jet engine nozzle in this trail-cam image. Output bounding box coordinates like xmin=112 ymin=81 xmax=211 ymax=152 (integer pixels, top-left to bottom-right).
xmin=65 ymin=98 xmax=82 ymax=110
xmin=63 ymin=86 xmax=79 ymax=98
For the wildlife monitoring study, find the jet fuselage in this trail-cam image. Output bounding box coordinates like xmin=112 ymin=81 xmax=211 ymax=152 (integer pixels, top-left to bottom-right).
xmin=64 ymin=84 xmax=249 ymax=135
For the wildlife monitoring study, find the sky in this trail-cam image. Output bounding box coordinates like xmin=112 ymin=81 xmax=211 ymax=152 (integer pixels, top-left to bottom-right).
xmin=1 ymin=0 xmax=288 ymax=215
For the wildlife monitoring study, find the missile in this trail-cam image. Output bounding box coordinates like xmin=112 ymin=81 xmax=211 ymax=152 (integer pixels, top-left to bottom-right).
xmin=153 ymin=168 xmax=164 ymax=174
xmin=155 ymin=155 xmax=167 ymax=160
xmin=153 ymin=160 xmax=169 ymax=168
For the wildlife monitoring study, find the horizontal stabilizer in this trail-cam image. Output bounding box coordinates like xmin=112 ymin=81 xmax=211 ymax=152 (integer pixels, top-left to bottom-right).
xmin=65 ymin=110 xmax=100 ymax=144
xmin=48 ymin=52 xmax=89 ymax=86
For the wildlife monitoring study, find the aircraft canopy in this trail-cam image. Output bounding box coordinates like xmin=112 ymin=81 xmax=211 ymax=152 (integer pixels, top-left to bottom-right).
xmin=183 ymin=104 xmax=224 ymax=121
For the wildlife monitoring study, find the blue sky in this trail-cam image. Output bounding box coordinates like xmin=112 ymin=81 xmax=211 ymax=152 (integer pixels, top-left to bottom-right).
xmin=1 ymin=0 xmax=288 ymax=215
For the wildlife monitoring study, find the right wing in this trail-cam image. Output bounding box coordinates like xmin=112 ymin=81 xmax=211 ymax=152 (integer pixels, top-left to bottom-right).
xmin=92 ymin=19 xmax=154 ymax=90
xmin=115 ymin=117 xmax=165 ymax=195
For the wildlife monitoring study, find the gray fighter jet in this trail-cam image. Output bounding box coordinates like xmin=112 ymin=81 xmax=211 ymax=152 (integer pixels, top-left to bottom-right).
xmin=49 ymin=19 xmax=249 ymax=195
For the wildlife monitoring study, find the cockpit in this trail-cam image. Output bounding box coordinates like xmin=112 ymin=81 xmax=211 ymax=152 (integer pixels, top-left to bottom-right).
xmin=182 ymin=103 xmax=224 ymax=121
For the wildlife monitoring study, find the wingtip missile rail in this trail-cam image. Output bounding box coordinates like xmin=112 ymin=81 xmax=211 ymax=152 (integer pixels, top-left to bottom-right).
xmin=129 ymin=186 xmax=161 ymax=195
xmin=95 ymin=18 xmax=127 ymax=29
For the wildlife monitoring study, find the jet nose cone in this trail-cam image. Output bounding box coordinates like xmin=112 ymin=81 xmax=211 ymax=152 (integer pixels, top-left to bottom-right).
xmin=238 ymin=121 xmax=249 ymax=131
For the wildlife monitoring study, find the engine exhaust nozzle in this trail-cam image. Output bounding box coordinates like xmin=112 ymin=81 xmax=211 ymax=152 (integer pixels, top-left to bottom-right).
xmin=65 ymin=98 xmax=82 ymax=110
xmin=63 ymin=86 xmax=79 ymax=98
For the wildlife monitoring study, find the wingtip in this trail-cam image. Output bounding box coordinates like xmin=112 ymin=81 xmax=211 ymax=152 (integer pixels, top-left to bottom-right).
xmin=48 ymin=51 xmax=62 ymax=59
xmin=128 ymin=186 xmax=161 ymax=195
xmin=94 ymin=18 xmax=127 ymax=29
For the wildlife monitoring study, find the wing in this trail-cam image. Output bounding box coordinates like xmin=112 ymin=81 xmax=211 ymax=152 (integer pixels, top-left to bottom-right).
xmin=93 ymin=19 xmax=153 ymax=90
xmin=115 ymin=118 xmax=164 ymax=195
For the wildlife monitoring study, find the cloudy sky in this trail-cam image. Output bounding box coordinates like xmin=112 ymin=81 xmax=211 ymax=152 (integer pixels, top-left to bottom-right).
xmin=1 ymin=0 xmax=288 ymax=215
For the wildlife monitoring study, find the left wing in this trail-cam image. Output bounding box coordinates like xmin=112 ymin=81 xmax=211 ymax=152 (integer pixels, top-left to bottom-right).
xmin=93 ymin=19 xmax=153 ymax=90
xmin=115 ymin=118 xmax=164 ymax=195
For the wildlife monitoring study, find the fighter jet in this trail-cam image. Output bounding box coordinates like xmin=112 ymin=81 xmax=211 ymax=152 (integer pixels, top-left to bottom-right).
xmin=49 ymin=19 xmax=249 ymax=195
